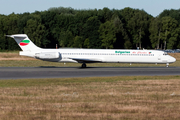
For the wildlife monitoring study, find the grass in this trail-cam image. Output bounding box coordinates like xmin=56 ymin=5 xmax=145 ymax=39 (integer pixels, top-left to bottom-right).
xmin=0 ymin=76 xmax=180 ymax=119
xmin=0 ymin=60 xmax=180 ymax=67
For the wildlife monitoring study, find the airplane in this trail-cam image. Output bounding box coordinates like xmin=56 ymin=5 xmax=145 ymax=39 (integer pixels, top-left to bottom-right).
xmin=6 ymin=34 xmax=176 ymax=68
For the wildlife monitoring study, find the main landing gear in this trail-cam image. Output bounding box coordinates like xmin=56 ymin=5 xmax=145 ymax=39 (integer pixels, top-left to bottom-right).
xmin=81 ymin=63 xmax=87 ymax=68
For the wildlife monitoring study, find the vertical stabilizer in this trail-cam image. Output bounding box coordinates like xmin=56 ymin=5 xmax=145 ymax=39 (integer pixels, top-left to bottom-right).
xmin=6 ymin=34 xmax=41 ymax=51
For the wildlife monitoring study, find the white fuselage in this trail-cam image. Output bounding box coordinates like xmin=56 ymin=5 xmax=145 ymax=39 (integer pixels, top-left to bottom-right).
xmin=20 ymin=49 xmax=176 ymax=64
xmin=7 ymin=34 xmax=176 ymax=67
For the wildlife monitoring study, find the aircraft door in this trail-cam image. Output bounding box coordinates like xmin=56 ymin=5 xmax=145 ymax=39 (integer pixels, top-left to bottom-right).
xmin=158 ymin=54 xmax=161 ymax=60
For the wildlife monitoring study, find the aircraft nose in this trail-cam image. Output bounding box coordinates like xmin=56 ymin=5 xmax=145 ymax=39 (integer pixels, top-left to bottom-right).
xmin=169 ymin=56 xmax=176 ymax=63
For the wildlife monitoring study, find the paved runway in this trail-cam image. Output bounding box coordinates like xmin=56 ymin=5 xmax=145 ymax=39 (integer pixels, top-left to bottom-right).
xmin=0 ymin=67 xmax=180 ymax=80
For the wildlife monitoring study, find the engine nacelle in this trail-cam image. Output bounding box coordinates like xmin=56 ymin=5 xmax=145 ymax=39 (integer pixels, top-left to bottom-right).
xmin=35 ymin=52 xmax=60 ymax=59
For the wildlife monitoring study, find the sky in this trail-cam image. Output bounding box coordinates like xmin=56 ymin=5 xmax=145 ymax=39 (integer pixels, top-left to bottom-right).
xmin=1 ymin=0 xmax=180 ymax=17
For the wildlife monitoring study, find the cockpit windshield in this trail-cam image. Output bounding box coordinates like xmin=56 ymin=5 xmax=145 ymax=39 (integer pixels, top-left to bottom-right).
xmin=163 ymin=52 xmax=168 ymax=55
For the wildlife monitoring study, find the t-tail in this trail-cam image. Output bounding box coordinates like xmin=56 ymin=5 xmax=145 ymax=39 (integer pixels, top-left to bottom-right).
xmin=6 ymin=34 xmax=41 ymax=52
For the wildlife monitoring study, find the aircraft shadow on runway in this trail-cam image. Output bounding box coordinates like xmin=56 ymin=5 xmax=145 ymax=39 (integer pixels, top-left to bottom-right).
xmin=38 ymin=66 xmax=177 ymax=69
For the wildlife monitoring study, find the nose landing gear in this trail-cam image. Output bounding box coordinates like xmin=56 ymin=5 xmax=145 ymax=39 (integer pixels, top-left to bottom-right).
xmin=166 ymin=63 xmax=169 ymax=68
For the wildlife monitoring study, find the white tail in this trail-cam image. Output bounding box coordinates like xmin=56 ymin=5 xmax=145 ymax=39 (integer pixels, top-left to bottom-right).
xmin=6 ymin=34 xmax=41 ymax=52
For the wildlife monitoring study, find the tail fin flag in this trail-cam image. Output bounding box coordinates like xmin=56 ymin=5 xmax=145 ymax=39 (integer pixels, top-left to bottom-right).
xmin=6 ymin=34 xmax=41 ymax=51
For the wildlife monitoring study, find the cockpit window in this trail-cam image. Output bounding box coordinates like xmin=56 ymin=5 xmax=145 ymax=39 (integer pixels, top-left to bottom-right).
xmin=163 ymin=52 xmax=168 ymax=55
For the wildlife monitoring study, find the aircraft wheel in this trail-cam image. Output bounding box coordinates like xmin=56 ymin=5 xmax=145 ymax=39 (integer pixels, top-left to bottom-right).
xmin=82 ymin=63 xmax=86 ymax=68
xmin=166 ymin=63 xmax=169 ymax=68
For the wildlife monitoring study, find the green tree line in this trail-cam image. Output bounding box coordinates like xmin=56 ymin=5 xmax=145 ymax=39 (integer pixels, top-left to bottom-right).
xmin=0 ymin=7 xmax=180 ymax=50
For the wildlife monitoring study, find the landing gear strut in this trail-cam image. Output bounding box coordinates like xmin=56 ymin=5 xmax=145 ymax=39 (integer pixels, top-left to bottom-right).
xmin=81 ymin=63 xmax=87 ymax=68
xmin=166 ymin=63 xmax=169 ymax=68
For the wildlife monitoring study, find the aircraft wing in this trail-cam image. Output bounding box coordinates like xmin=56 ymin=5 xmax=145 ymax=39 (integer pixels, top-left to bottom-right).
xmin=69 ymin=58 xmax=102 ymax=63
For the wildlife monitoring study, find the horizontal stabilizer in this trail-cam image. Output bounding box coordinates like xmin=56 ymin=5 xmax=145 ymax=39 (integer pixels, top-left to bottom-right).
xmin=6 ymin=34 xmax=27 ymax=38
